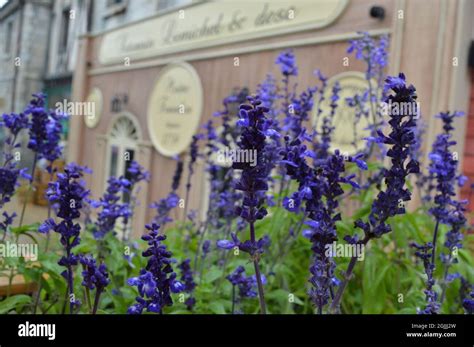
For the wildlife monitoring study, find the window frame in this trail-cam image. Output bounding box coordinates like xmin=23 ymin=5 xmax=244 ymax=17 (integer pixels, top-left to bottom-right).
xmin=104 ymin=111 xmax=142 ymax=240
xmin=104 ymin=0 xmax=128 ymax=19
xmin=4 ymin=20 xmax=13 ymax=54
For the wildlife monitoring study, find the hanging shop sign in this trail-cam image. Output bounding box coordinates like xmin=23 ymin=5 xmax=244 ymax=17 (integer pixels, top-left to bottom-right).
xmin=99 ymin=0 xmax=349 ymax=65
xmin=315 ymin=71 xmax=372 ymax=155
xmin=147 ymin=63 xmax=203 ymax=157
xmin=84 ymin=87 xmax=103 ymax=128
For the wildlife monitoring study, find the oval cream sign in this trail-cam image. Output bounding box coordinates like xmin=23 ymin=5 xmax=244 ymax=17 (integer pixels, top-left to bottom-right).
xmin=84 ymin=87 xmax=103 ymax=128
xmin=314 ymin=71 xmax=372 ymax=155
xmin=147 ymin=63 xmax=203 ymax=157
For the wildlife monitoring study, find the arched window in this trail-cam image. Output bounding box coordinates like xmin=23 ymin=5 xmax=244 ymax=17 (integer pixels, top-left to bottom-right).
xmin=107 ymin=113 xmax=141 ymax=188
xmin=105 ymin=112 xmax=142 ymax=239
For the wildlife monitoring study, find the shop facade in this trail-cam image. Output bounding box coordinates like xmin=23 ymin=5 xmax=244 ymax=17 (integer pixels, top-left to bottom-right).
xmin=68 ymin=0 xmax=473 ymax=238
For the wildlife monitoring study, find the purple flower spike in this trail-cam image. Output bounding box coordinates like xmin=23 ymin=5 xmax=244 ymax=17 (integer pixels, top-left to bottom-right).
xmin=127 ymin=223 xmax=183 ymax=314
xmin=41 ymin=162 xmax=90 ymax=313
xmin=79 ymin=254 xmax=110 ymax=292
xmin=25 ymin=93 xmax=67 ymax=163
xmin=217 ymin=239 xmax=235 ymax=250
xmin=355 ymin=73 xmax=419 ymax=239
xmin=275 ymin=49 xmax=298 ymax=77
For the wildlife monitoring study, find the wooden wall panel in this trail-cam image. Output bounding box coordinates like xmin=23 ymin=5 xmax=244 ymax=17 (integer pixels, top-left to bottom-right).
xmin=68 ymin=0 xmax=472 ymax=233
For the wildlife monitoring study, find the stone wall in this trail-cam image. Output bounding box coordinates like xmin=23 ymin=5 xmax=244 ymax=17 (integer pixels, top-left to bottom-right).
xmin=0 ymin=0 xmax=52 ymax=113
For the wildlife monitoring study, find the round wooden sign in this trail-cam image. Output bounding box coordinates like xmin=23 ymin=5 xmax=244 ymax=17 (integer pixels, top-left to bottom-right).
xmin=147 ymin=63 xmax=203 ymax=157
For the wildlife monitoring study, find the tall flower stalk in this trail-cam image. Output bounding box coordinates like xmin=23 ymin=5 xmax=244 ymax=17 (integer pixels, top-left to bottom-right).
xmin=39 ymin=163 xmax=90 ymax=313
xmin=276 ymin=50 xmax=298 ymax=125
xmin=347 ymin=32 xmax=388 ymax=132
xmin=20 ymin=93 xmax=66 ymax=227
xmin=2 ymin=95 xmax=64 ymax=310
xmin=0 ymin=112 xmax=30 ymax=211
xmin=227 ymin=266 xmax=266 ymax=314
xmin=91 ymin=177 xmax=131 ymax=240
xmin=217 ymin=95 xmax=273 ymax=314
xmin=315 ymin=82 xmax=341 ymax=159
xmin=309 ymin=151 xmax=365 ymax=313
xmin=127 ymin=223 xmax=184 ymax=314
xmin=410 ymin=242 xmax=440 ymax=313
xmin=427 ymin=112 xmax=466 ymax=264
xmin=151 ymin=157 xmax=183 ymax=227
xmin=346 ymin=32 xmax=389 ymax=163
xmin=418 ymin=111 xmax=467 ymax=309
xmin=282 ymin=130 xmax=366 ymax=313
xmin=178 ymin=258 xmax=196 ymax=310
xmin=122 ymin=160 xmax=150 ymax=240
xmin=330 ymin=73 xmax=420 ymax=312
xmin=192 ymin=120 xmax=221 ymax=273
xmin=0 ymin=148 xmax=21 ymax=301
xmin=346 ymin=91 xmax=370 ymax=152
xmin=275 ymin=50 xmax=297 ymax=200
xmin=92 ymin=160 xmax=149 ymax=242
xmin=79 ymin=254 xmax=110 ymax=314
xmin=183 ymin=134 xmax=202 ymax=220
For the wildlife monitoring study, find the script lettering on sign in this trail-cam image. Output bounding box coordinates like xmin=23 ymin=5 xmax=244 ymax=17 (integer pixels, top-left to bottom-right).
xmin=99 ymin=0 xmax=348 ymax=64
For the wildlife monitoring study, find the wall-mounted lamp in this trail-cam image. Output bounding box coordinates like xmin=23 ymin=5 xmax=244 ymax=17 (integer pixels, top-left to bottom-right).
xmin=370 ymin=6 xmax=385 ymax=20
xmin=111 ymin=93 xmax=128 ymax=113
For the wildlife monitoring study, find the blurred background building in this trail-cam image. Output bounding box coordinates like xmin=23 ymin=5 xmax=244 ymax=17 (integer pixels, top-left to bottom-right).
xmin=1 ymin=0 xmax=474 ymax=236
xmin=0 ymin=0 xmax=51 ymax=114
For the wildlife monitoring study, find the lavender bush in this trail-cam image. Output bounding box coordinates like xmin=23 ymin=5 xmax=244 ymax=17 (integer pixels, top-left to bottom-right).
xmin=0 ymin=33 xmax=473 ymax=315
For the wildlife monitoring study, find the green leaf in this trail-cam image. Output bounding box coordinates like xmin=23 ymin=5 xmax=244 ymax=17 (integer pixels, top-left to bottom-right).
xmin=0 ymin=295 xmax=32 ymax=313
xmin=203 ymin=267 xmax=223 ymax=283
xmin=362 ymin=254 xmax=390 ymax=314
xmin=208 ymin=300 xmax=228 ymax=314
xmin=10 ymin=223 xmax=40 ymax=235
xmin=335 ymin=221 xmax=352 ymax=235
xmin=352 ymin=204 xmax=371 ymax=221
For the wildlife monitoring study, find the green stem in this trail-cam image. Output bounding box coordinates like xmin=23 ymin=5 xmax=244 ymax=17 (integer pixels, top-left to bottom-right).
xmin=6 ymin=232 xmax=20 ymax=298
xmin=330 ymin=235 xmax=370 ymax=313
xmin=249 ymin=220 xmax=266 ymax=314
xmin=92 ymin=289 xmax=102 ymax=315
xmin=253 ymin=258 xmax=266 ymax=314
xmin=18 ymin=153 xmax=38 ymax=228
xmin=33 ymin=165 xmax=55 ymax=314
xmin=439 ymin=254 xmax=453 ymax=305
xmin=431 ymin=220 xmax=440 ymax=268
xmin=231 ymin=285 xmax=235 ymax=314
xmin=193 ymin=220 xmax=209 ymax=274
xmin=85 ymin=286 xmax=92 ymax=313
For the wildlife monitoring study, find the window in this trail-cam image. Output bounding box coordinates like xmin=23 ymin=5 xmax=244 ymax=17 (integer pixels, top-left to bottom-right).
xmin=107 ymin=0 xmax=124 ymax=6
xmin=157 ymin=0 xmax=175 ymax=11
xmin=109 ymin=144 xmax=120 ymax=177
xmin=104 ymin=0 xmax=127 ymax=18
xmin=59 ymin=8 xmax=70 ymax=52
xmin=106 ymin=113 xmax=141 ymax=240
xmin=157 ymin=0 xmax=192 ymax=12
xmin=107 ymin=114 xmax=140 ymax=181
xmin=4 ymin=21 xmax=13 ymax=53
